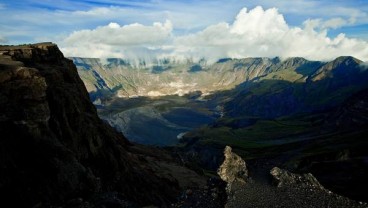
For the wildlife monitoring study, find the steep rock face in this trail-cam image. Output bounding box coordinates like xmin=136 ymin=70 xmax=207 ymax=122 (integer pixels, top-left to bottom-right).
xmin=0 ymin=43 xmax=182 ymax=207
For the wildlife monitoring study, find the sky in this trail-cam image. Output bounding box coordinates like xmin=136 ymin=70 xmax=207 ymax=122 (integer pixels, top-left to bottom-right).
xmin=1 ymin=0 xmax=368 ymax=62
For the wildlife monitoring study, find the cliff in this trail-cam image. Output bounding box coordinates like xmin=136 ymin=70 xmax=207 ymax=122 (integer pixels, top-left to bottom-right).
xmin=0 ymin=43 xmax=200 ymax=207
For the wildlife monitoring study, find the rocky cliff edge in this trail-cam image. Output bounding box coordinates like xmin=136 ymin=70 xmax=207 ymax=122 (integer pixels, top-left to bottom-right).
xmin=0 ymin=43 xmax=205 ymax=207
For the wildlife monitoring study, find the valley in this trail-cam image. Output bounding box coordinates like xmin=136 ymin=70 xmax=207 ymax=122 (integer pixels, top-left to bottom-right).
xmin=96 ymin=95 xmax=218 ymax=146
xmin=73 ymin=55 xmax=368 ymax=202
xmin=73 ymin=55 xmax=368 ymax=146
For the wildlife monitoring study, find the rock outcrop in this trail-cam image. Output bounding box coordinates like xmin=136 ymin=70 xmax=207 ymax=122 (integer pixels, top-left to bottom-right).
xmin=0 ymin=43 xmax=200 ymax=207
xmin=270 ymin=167 xmax=324 ymax=189
xmin=217 ymin=146 xmax=248 ymax=193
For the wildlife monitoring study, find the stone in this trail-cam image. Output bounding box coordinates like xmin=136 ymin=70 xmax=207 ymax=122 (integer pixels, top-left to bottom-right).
xmin=217 ymin=146 xmax=248 ymax=184
xmin=270 ymin=167 xmax=324 ymax=189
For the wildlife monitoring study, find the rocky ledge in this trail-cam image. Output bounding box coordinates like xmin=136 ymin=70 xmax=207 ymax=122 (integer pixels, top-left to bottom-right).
xmin=0 ymin=43 xmax=206 ymax=207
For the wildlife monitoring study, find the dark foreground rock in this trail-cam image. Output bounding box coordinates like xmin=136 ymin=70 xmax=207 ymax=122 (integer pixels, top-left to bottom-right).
xmin=0 ymin=43 xmax=205 ymax=207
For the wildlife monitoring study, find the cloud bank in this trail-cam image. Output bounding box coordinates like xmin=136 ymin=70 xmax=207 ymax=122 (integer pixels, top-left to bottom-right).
xmin=62 ymin=20 xmax=173 ymax=58
xmin=61 ymin=6 xmax=368 ymax=62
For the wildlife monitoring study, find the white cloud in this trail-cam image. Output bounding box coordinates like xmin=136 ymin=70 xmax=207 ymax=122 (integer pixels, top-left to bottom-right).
xmin=107 ymin=22 xmax=120 ymax=29
xmin=303 ymin=17 xmax=355 ymax=30
xmin=322 ymin=18 xmax=349 ymax=29
xmin=61 ymin=6 xmax=368 ymax=62
xmin=0 ymin=35 xmax=8 ymax=43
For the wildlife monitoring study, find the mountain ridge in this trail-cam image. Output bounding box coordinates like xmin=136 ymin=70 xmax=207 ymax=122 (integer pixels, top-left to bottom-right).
xmin=72 ymin=55 xmax=365 ymax=100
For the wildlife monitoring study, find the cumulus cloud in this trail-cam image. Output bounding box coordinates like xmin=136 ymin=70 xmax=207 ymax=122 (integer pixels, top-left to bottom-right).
xmin=61 ymin=6 xmax=368 ymax=62
xmin=65 ymin=20 xmax=172 ymax=46
xmin=322 ymin=17 xmax=352 ymax=29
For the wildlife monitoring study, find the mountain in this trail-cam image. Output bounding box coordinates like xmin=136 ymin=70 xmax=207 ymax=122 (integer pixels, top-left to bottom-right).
xmin=222 ymin=56 xmax=368 ymax=118
xmin=72 ymin=56 xmax=325 ymax=100
xmin=312 ymin=56 xmax=363 ymax=81
xmin=2 ymin=43 xmax=367 ymax=207
xmin=73 ymin=56 xmax=368 ymax=118
xmin=72 ymin=55 xmax=368 ymax=146
xmin=0 ymin=43 xmax=207 ymax=207
xmin=71 ymin=57 xmax=277 ymax=100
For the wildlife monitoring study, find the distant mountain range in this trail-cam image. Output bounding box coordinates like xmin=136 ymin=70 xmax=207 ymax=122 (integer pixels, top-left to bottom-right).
xmin=72 ymin=55 xmax=368 ymax=119
xmin=72 ymin=56 xmax=278 ymax=99
xmin=72 ymin=56 xmax=367 ymax=98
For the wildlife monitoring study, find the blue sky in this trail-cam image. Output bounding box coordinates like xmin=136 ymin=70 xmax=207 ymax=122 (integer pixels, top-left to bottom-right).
xmin=1 ymin=0 xmax=368 ymax=61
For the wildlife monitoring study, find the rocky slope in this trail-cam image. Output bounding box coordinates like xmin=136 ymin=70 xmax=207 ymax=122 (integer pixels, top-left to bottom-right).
xmin=0 ymin=43 xmax=207 ymax=207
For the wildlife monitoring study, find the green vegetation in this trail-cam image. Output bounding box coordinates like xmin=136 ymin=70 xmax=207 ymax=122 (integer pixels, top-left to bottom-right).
xmin=261 ymin=67 xmax=305 ymax=83
xmin=186 ymin=116 xmax=316 ymax=154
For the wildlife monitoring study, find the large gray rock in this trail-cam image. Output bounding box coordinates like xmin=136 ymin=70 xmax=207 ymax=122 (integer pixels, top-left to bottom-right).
xmin=217 ymin=146 xmax=248 ymax=186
